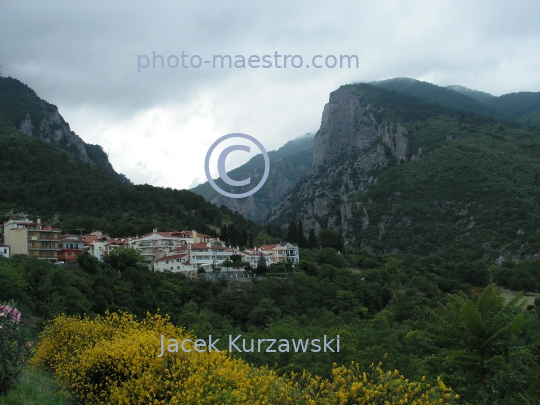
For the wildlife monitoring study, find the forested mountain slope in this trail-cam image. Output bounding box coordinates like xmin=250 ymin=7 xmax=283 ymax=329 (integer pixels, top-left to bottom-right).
xmin=191 ymin=133 xmax=314 ymax=222
xmin=0 ymin=76 xmax=130 ymax=184
xmin=268 ymin=83 xmax=540 ymax=262
xmin=0 ymin=132 xmax=256 ymax=238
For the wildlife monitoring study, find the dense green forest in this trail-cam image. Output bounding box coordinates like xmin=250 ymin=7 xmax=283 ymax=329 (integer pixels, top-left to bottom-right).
xmin=349 ymin=84 xmax=540 ymax=260
xmin=1 ymin=248 xmax=539 ymax=404
xmin=0 ymin=135 xmax=258 ymax=238
xmin=372 ymin=77 xmax=540 ymax=126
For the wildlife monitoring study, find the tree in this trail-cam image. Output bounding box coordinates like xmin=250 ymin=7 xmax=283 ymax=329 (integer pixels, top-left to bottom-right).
xmin=318 ymin=228 xmax=340 ymax=250
xmin=248 ymin=298 xmax=281 ymax=326
xmin=429 ymin=284 xmax=528 ymax=405
xmin=253 ymin=231 xmax=281 ymax=247
xmin=256 ymin=253 xmax=267 ymax=274
xmin=287 ymin=221 xmax=298 ymax=244
xmin=307 ymin=229 xmax=318 ymax=249
xmin=222 ymin=260 xmax=233 ymax=272
xmin=297 ymin=220 xmax=307 ymax=248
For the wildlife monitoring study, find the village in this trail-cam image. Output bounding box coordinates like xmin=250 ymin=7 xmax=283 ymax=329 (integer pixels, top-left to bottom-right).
xmin=1 ymin=218 xmax=300 ymax=277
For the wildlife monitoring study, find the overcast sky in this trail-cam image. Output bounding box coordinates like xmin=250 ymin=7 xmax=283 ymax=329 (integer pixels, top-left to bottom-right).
xmin=1 ymin=0 xmax=539 ymax=190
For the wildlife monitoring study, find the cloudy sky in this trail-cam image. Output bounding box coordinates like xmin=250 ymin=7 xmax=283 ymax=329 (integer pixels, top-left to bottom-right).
xmin=1 ymin=0 xmax=539 ymax=190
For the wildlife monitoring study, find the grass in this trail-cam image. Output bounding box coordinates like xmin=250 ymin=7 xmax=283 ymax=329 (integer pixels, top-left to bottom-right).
xmin=0 ymin=368 xmax=72 ymax=405
xmin=502 ymin=291 xmax=540 ymax=307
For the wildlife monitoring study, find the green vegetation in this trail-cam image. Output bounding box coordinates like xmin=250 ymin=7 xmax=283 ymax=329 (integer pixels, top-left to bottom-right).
xmin=0 ymin=77 xmax=129 ymax=183
xmin=191 ymin=135 xmax=313 ymax=222
xmin=0 ymin=134 xmax=257 ymax=238
xmin=0 ymin=368 xmax=72 ymax=405
xmin=350 ymin=115 xmax=540 ymax=261
xmin=2 ymin=247 xmax=540 ymax=404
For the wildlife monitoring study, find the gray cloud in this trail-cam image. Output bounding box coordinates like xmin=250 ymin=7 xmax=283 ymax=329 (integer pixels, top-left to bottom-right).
xmin=1 ymin=0 xmax=539 ymax=188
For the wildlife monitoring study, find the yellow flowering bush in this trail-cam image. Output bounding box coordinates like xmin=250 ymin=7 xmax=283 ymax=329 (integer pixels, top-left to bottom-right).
xmin=31 ymin=311 xmax=460 ymax=405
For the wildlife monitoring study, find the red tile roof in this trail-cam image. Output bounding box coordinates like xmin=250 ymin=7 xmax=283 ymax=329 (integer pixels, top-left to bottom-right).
xmin=155 ymin=253 xmax=188 ymax=262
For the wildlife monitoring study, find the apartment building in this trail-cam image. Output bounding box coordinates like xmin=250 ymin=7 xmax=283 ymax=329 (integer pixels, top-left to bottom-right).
xmin=189 ymin=242 xmax=234 ymax=270
xmin=58 ymin=234 xmax=84 ymax=262
xmin=259 ymin=242 xmax=299 ymax=264
xmin=152 ymin=241 xmax=234 ymax=274
xmin=241 ymin=249 xmax=272 ymax=267
xmin=2 ymin=219 xmax=61 ymax=262
xmin=128 ymin=229 xmax=194 ymax=262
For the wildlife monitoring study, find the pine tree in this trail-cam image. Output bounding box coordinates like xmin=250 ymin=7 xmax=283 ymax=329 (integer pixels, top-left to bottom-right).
xmin=307 ymin=229 xmax=318 ymax=249
xmin=298 ymin=220 xmax=306 ymax=248
xmin=220 ymin=225 xmax=229 ymax=246
xmin=287 ymin=221 xmax=297 ymax=243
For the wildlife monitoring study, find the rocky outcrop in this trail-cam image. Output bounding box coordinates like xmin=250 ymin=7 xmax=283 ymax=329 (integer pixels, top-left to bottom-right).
xmin=19 ymin=105 xmax=92 ymax=163
xmin=17 ymin=104 xmax=130 ymax=184
xmin=267 ymin=85 xmax=410 ymax=246
xmin=313 ymin=87 xmax=381 ymax=171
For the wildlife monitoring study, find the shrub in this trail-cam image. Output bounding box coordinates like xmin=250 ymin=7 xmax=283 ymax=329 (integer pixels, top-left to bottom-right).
xmin=31 ymin=311 xmax=459 ymax=404
xmin=0 ymin=301 xmax=32 ymax=395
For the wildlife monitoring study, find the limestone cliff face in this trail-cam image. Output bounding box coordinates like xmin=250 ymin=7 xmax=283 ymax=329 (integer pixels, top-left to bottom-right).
xmin=312 ymin=88 xmax=380 ymax=170
xmin=267 ymin=85 xmax=410 ymax=246
xmin=17 ymin=103 xmax=130 ymax=184
xmin=19 ymin=104 xmax=92 ymax=163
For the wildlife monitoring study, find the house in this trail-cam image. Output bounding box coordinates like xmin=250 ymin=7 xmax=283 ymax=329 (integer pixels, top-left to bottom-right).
xmin=240 ymin=249 xmax=272 ymax=267
xmin=258 ymin=242 xmax=299 ymax=264
xmin=152 ymin=241 xmax=234 ymax=274
xmin=128 ymin=229 xmax=195 ymax=262
xmin=83 ymin=231 xmax=111 ymax=261
xmin=188 ymin=242 xmax=235 ymax=270
xmin=2 ymin=219 xmax=61 ymax=262
xmin=154 ymin=252 xmax=194 ymax=277
xmin=58 ymin=234 xmax=84 ymax=262
xmin=0 ymin=244 xmax=10 ymax=259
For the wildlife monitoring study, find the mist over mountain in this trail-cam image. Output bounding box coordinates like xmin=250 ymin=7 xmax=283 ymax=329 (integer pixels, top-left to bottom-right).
xmin=191 ymin=133 xmax=314 ymax=222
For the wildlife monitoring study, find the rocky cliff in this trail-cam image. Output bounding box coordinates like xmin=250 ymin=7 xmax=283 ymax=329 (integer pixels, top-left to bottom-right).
xmin=268 ymin=85 xmax=410 ymax=244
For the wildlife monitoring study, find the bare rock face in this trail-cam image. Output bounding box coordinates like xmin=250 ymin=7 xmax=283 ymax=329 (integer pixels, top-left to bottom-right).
xmin=313 ymin=87 xmax=380 ymax=171
xmin=45 ymin=106 xmax=92 ymax=163
xmin=16 ymin=104 xmax=130 ymax=183
xmin=268 ymin=85 xmax=410 ymax=246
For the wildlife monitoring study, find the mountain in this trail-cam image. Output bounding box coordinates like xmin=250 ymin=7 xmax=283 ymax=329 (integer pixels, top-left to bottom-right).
xmin=372 ymin=77 xmax=540 ymax=127
xmin=371 ymin=77 xmax=502 ymax=119
xmin=267 ymin=82 xmax=540 ymax=262
xmin=191 ymin=133 xmax=314 ymax=222
xmin=0 ymin=76 xmax=131 ymax=184
xmin=0 ymin=77 xmax=257 ymax=240
xmin=445 ymin=85 xmax=495 ymax=104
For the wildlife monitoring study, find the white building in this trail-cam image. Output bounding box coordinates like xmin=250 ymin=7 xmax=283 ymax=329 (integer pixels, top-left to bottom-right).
xmin=152 ymin=241 xmax=234 ymax=274
xmin=128 ymin=229 xmax=216 ymax=263
xmin=240 ymin=249 xmax=272 ymax=267
xmin=0 ymin=244 xmax=10 ymax=259
xmin=258 ymin=242 xmax=299 ymax=264
xmin=154 ymin=252 xmax=193 ymax=275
